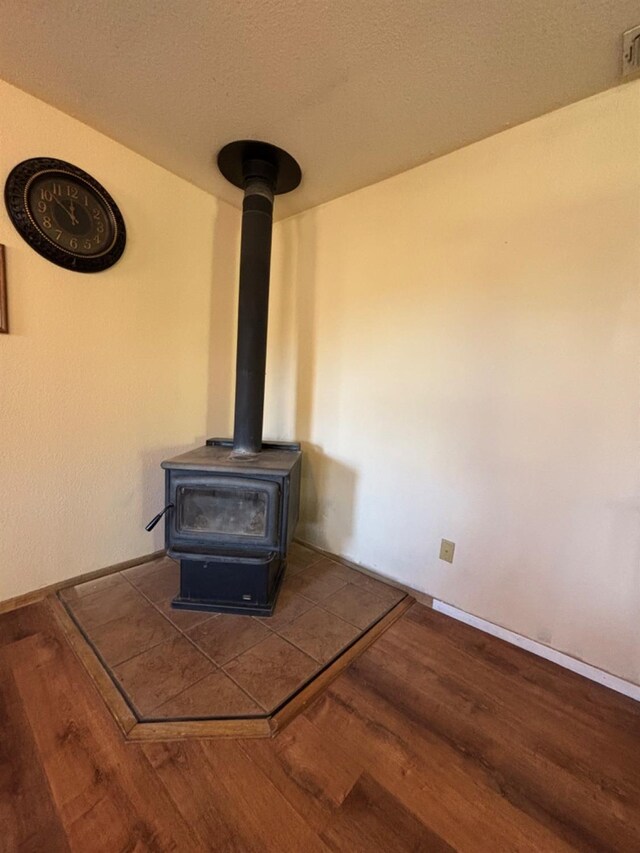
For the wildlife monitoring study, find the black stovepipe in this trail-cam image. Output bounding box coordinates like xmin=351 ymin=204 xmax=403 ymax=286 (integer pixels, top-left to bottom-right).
xmin=218 ymin=140 xmax=301 ymax=456
xmin=232 ymin=157 xmax=276 ymax=455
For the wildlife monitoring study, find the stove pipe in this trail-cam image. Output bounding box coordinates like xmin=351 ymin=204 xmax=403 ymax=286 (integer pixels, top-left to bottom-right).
xmin=218 ymin=141 xmax=301 ymax=455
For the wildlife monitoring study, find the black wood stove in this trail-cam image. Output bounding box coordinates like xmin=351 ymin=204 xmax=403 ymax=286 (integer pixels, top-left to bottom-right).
xmin=145 ymin=140 xmax=302 ymax=615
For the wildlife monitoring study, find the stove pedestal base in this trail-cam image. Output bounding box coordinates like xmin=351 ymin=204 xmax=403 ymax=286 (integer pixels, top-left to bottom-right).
xmin=171 ymin=553 xmax=285 ymax=617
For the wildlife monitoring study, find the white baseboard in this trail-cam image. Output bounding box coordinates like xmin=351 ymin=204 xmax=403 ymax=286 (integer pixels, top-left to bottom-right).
xmin=433 ymin=600 xmax=640 ymax=703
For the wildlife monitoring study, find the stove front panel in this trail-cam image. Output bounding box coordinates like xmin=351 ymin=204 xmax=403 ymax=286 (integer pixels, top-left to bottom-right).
xmin=167 ymin=472 xmax=280 ymax=556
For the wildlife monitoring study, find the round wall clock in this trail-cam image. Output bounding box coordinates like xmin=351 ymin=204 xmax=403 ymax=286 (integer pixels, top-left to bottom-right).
xmin=4 ymin=157 xmax=126 ymax=273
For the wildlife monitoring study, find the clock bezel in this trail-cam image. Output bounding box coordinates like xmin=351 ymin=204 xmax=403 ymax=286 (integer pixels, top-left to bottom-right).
xmin=4 ymin=157 xmax=126 ymax=273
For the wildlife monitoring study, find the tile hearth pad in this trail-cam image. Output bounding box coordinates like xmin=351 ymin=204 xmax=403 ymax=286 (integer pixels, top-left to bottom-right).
xmin=58 ymin=544 xmax=408 ymax=727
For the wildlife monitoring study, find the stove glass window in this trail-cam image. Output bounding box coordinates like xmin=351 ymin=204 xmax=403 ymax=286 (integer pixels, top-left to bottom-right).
xmin=177 ymin=486 xmax=268 ymax=538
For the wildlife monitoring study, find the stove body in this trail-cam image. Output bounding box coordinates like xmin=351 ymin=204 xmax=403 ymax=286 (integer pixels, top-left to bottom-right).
xmin=162 ymin=439 xmax=301 ymax=615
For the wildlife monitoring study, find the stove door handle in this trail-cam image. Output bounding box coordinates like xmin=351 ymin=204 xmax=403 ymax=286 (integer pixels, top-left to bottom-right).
xmin=145 ymin=504 xmax=174 ymax=532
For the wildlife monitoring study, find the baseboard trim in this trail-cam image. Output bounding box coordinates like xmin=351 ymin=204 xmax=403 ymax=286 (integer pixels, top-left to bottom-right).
xmin=433 ymin=599 xmax=640 ymax=703
xmin=0 ymin=550 xmax=166 ymax=615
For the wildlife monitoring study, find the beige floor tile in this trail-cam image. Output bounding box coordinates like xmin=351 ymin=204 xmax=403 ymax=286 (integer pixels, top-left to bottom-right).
xmin=113 ymin=635 xmax=214 ymax=716
xmin=256 ymin=584 xmax=315 ymax=631
xmin=154 ymin=671 xmax=263 ymax=718
xmin=122 ymin=556 xmax=175 ymax=583
xmin=124 ymin=559 xmax=180 ymax=603
xmin=59 ymin=572 xmax=127 ymax=602
xmin=279 ymin=605 xmax=360 ymax=664
xmin=349 ymin=572 xmax=406 ymax=604
xmin=285 ymin=558 xmax=311 ymax=576
xmin=288 ymin=542 xmax=323 ymax=569
xmin=321 ymin=583 xmax=391 ymax=629
xmin=188 ymin=614 xmax=271 ymax=665
xmin=224 ymin=634 xmax=318 ymax=711
xmin=284 ymin=565 xmax=348 ymax=603
xmin=305 ymin=558 xmax=362 ymax=585
xmin=69 ymin=581 xmax=151 ymax=632
xmin=88 ymin=604 xmax=178 ymax=666
xmin=153 ymin=594 xmax=216 ymax=631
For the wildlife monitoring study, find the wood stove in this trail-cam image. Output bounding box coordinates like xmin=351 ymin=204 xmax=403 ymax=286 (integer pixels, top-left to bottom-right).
xmin=146 ymin=141 xmax=302 ymax=615
xmin=158 ymin=438 xmax=301 ymax=615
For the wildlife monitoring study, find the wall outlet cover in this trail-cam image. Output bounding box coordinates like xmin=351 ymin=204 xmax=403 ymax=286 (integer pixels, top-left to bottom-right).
xmin=623 ymin=25 xmax=640 ymax=77
xmin=440 ymin=539 xmax=455 ymax=563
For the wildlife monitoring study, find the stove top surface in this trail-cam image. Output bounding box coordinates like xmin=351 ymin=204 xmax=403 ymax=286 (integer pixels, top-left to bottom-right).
xmin=162 ymin=438 xmax=301 ymax=475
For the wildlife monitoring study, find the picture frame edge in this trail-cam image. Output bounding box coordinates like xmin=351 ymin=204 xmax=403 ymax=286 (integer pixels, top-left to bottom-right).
xmin=0 ymin=244 xmax=8 ymax=334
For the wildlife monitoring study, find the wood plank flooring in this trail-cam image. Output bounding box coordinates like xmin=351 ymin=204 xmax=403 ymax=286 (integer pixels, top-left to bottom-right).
xmin=1 ymin=597 xmax=639 ymax=852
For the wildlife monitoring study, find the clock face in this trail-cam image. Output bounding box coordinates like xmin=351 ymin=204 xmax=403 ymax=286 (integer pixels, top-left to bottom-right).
xmin=27 ymin=172 xmax=115 ymax=257
xmin=4 ymin=158 xmax=126 ymax=273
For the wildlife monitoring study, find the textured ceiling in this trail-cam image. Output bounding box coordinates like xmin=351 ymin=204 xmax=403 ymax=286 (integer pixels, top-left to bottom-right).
xmin=0 ymin=1 xmax=637 ymax=217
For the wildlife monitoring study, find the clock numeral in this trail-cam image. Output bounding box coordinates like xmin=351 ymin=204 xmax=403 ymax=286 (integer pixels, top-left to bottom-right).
xmin=96 ymin=222 xmax=104 ymax=233
xmin=92 ymin=207 xmax=102 ymax=220
xmin=51 ymin=183 xmax=63 ymax=196
xmin=94 ymin=233 xmax=101 ymax=245
xmin=37 ymin=201 xmax=47 ymax=213
xmin=83 ymin=239 xmax=92 ymax=250
xmin=43 ymin=216 xmax=52 ymax=229
xmin=83 ymin=193 xmax=89 ymax=206
xmin=66 ymin=185 xmax=79 ymax=199
xmin=69 ymin=237 xmax=78 ymax=250
xmin=55 ymin=230 xmax=63 ymax=241
xmin=40 ymin=189 xmax=53 ymax=202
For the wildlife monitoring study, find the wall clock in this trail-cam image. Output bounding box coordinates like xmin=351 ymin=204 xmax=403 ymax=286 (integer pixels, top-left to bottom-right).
xmin=4 ymin=157 xmax=126 ymax=273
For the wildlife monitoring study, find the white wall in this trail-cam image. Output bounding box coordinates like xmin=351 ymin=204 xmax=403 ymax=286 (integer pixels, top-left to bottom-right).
xmin=0 ymin=80 xmax=239 ymax=601
xmin=266 ymin=80 xmax=640 ymax=684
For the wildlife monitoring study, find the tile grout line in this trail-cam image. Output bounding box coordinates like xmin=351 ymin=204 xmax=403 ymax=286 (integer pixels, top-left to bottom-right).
xmin=126 ymin=572 xmax=262 ymax=653
xmin=145 ymin=669 xmax=227 ymax=718
xmin=281 ymin=602 xmax=370 ymax=647
xmin=64 ymin=580 xmax=177 ymax=663
xmin=102 ymin=572 xmax=220 ymax=714
xmin=64 ymin=558 xmax=175 ymax=630
xmin=74 ymin=569 xmax=188 ymax=668
xmin=221 ymin=631 xmax=325 ymax=712
xmin=123 ymin=566 xmax=316 ymax=712
xmin=218 ymin=669 xmax=271 ymax=713
xmin=122 ymin=570 xmax=267 ymax=708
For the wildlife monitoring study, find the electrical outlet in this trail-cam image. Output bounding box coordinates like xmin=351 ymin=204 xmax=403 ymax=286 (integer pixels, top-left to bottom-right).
xmin=623 ymin=25 xmax=640 ymax=77
xmin=439 ymin=539 xmax=455 ymax=563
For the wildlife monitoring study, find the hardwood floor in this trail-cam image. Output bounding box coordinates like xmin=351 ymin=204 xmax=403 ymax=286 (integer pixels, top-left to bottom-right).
xmin=1 ymin=598 xmax=639 ymax=852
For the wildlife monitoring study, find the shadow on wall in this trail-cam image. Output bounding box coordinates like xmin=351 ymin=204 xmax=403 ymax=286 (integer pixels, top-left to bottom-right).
xmin=293 ymin=212 xmax=316 ymax=441
xmin=298 ymin=442 xmax=357 ymax=555
xmin=206 ymin=201 xmax=240 ymax=438
xmin=285 ymin=213 xmax=357 ymax=554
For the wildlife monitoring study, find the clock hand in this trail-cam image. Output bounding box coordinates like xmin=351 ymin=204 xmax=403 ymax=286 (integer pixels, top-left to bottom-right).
xmin=68 ymin=199 xmax=79 ymax=225
xmin=51 ymin=194 xmax=79 ymax=226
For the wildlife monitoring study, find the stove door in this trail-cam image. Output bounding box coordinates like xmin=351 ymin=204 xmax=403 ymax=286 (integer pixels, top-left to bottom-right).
xmin=169 ymin=474 xmax=280 ymax=553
